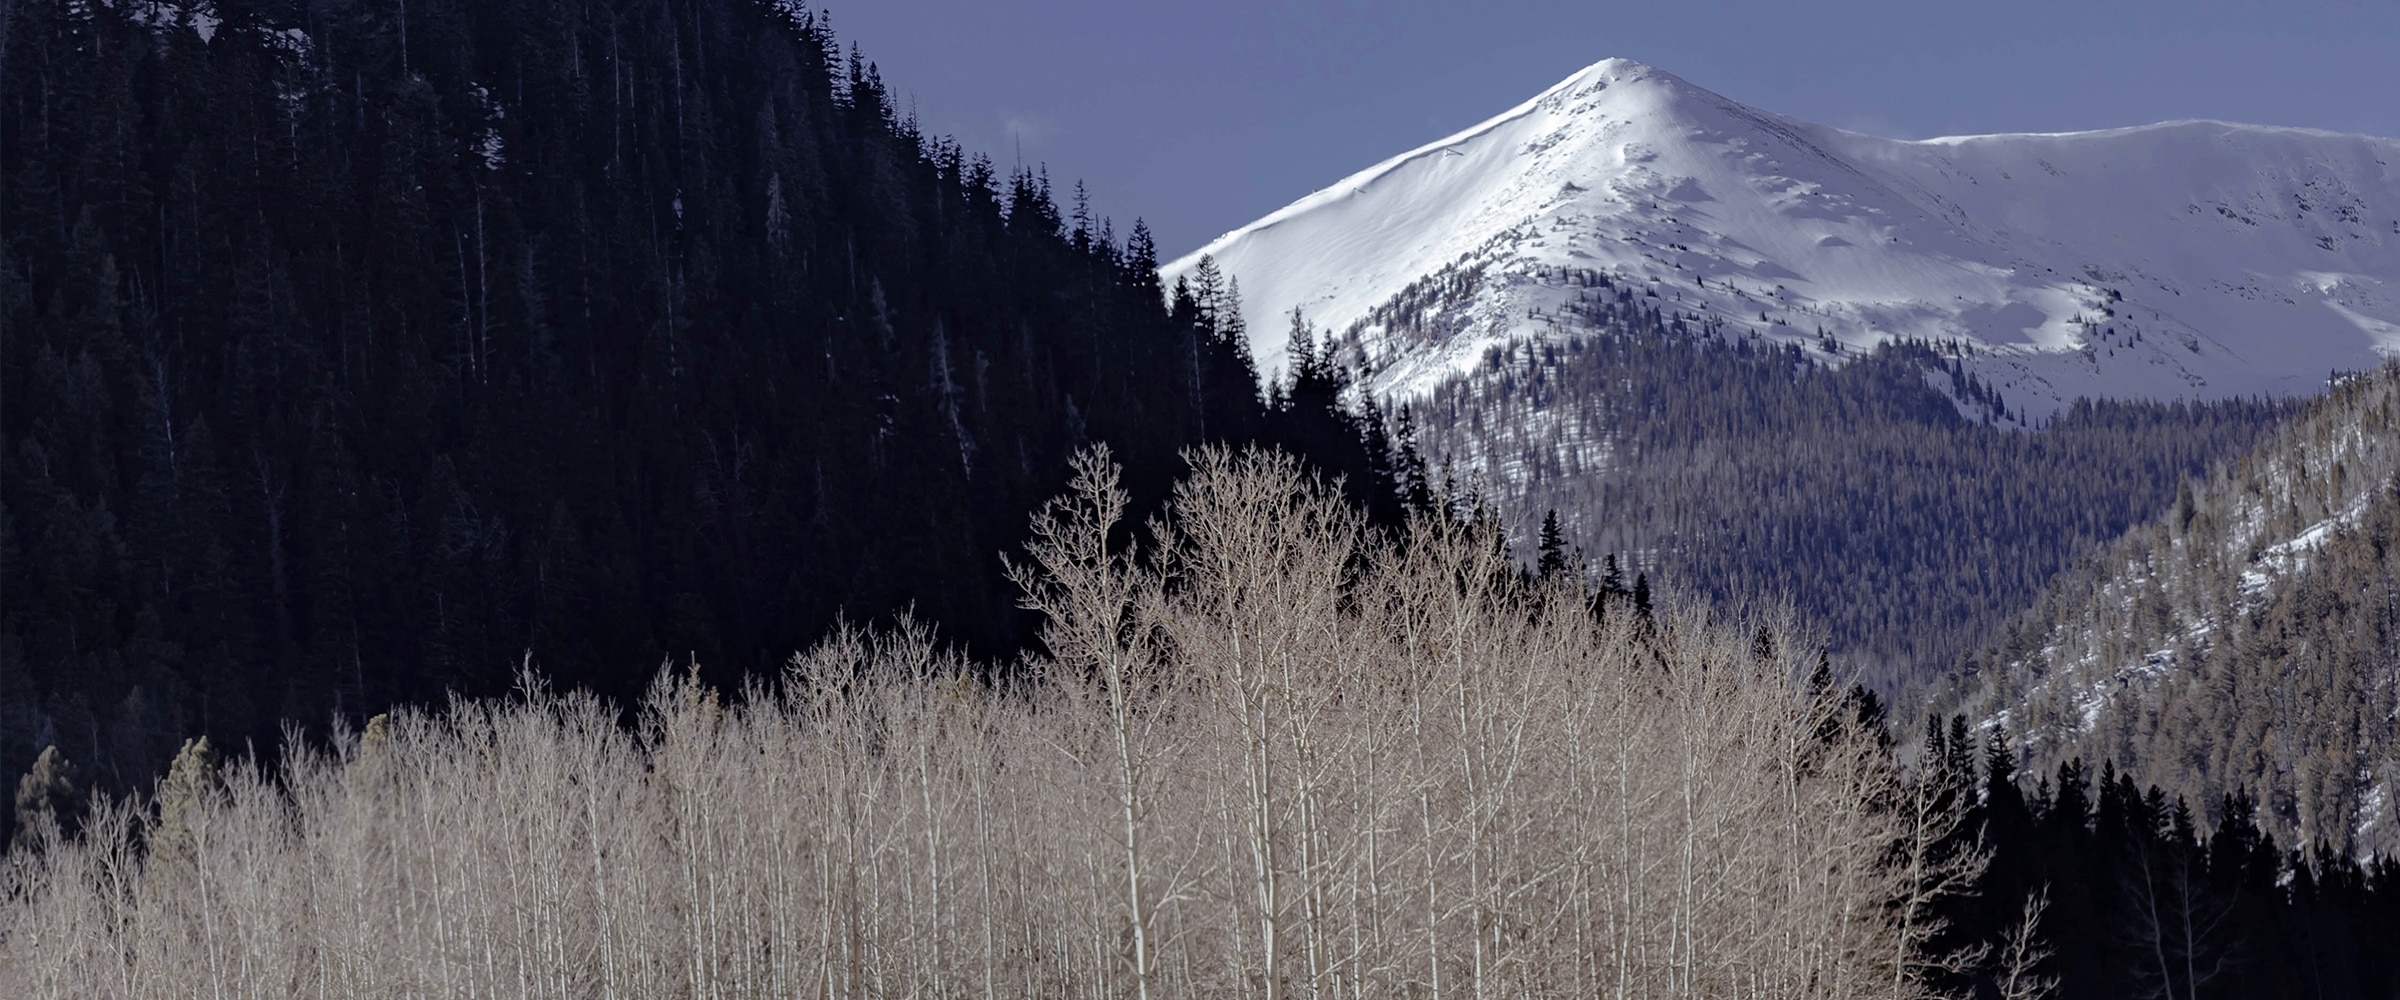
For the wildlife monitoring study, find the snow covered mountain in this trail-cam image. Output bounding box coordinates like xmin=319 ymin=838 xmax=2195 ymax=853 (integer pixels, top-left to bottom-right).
xmin=1164 ymin=58 xmax=2400 ymax=418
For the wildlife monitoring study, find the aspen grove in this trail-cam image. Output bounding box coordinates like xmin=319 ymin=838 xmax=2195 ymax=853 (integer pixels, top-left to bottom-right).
xmin=0 ymin=448 xmax=1981 ymax=999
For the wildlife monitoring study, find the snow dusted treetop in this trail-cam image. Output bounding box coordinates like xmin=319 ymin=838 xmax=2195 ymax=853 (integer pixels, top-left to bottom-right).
xmin=1165 ymin=58 xmax=2400 ymax=416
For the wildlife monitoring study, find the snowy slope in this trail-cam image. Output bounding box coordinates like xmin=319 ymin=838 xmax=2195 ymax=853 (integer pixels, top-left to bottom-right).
xmin=1164 ymin=59 xmax=2400 ymax=417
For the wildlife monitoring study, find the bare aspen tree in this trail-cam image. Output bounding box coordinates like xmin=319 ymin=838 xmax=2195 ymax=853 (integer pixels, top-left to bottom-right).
xmin=1887 ymin=754 xmax=1992 ymax=999
xmin=0 ymin=444 xmax=1954 ymax=1000
xmin=1011 ymin=446 xmax=1171 ymax=1000
xmin=1997 ymin=888 xmax=2059 ymax=1000
xmin=1155 ymin=448 xmax=1354 ymax=1000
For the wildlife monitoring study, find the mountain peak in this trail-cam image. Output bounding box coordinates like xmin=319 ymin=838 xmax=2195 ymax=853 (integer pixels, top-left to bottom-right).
xmin=1550 ymin=56 xmax=1670 ymax=92
xmin=1528 ymin=58 xmax=1733 ymax=128
xmin=1544 ymin=57 xmax=1719 ymax=97
xmin=1166 ymin=62 xmax=2400 ymax=413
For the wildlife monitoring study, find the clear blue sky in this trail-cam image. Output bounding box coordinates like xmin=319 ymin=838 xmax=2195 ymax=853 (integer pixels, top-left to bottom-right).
xmin=826 ymin=0 xmax=2400 ymax=258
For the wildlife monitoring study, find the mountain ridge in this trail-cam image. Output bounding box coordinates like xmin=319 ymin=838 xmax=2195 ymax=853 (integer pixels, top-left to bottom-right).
xmin=1166 ymin=58 xmax=2400 ymax=419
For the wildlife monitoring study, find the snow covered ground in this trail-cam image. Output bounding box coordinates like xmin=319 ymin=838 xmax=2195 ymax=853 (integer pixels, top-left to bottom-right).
xmin=1164 ymin=59 xmax=2400 ymax=419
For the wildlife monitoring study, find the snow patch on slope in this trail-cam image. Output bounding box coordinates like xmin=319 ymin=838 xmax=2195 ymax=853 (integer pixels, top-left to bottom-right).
xmin=2239 ymin=491 xmax=2374 ymax=595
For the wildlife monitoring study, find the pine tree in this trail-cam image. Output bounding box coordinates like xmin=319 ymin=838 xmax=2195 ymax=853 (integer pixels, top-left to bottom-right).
xmin=1220 ymin=276 xmax=1252 ymax=369
xmin=10 ymin=746 xmax=79 ymax=849
xmin=1360 ymin=395 xmax=1397 ymax=510
xmin=1190 ymin=254 xmax=1225 ymax=337
xmin=1537 ymin=509 xmax=1570 ymax=580
xmin=1123 ymin=219 xmax=1162 ymax=302
xmin=148 ymin=737 xmax=220 ymax=872
xmin=1393 ymin=406 xmax=1434 ymax=515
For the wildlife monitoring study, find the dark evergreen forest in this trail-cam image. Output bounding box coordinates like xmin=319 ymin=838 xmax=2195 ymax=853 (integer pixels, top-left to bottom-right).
xmin=1909 ymin=711 xmax=2400 ymax=1000
xmin=0 ymin=0 xmax=1395 ymax=797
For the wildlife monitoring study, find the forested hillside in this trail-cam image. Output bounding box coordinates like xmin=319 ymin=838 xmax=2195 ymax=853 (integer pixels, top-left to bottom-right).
xmin=1943 ymin=364 xmax=2400 ymax=858
xmin=0 ymin=0 xmax=1386 ymax=801
xmin=1343 ymin=279 xmax=2293 ymax=686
